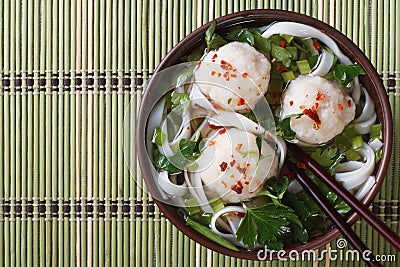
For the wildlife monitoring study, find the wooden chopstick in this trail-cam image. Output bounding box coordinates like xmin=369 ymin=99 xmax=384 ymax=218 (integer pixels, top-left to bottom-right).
xmin=286 ymin=160 xmax=380 ymax=267
xmin=286 ymin=142 xmax=400 ymax=251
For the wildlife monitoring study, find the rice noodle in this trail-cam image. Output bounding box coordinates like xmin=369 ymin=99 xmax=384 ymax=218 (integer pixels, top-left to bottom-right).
xmin=354 ymin=176 xmax=376 ymax=200
xmin=210 ymin=206 xmax=245 ymax=247
xmin=310 ymin=49 xmax=334 ymax=77
xmin=333 ymin=143 xmax=375 ymax=190
xmin=158 ymin=171 xmax=188 ymax=197
xmin=183 ymin=170 xmax=214 ymax=214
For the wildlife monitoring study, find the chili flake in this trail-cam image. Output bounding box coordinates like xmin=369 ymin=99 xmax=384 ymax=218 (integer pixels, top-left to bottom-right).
xmin=211 ymin=71 xmax=217 ymax=76
xmin=219 ymin=162 xmax=228 ymax=172
xmin=230 ymin=159 xmax=236 ymax=167
xmin=237 ymin=98 xmax=245 ymax=106
xmin=347 ymin=99 xmax=352 ymax=107
xmin=289 ymin=101 xmax=294 ymax=106
xmin=303 ymin=107 xmax=321 ymax=130
xmin=242 ymin=72 xmax=248 ymax=78
xmin=316 ymin=91 xmax=326 ymax=101
xmin=338 ymin=103 xmax=343 ymax=110
xmin=218 ymin=128 xmax=226 ymax=134
xmin=296 ymin=162 xmax=307 ymax=170
xmin=312 ymin=39 xmax=321 ymax=50
xmin=280 ymin=40 xmax=287 ymax=47
xmin=231 ymin=181 xmax=243 ymax=194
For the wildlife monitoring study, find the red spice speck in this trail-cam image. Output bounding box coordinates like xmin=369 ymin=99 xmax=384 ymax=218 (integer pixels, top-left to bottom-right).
xmin=209 ymin=140 xmax=216 ymax=146
xmin=296 ymin=162 xmax=307 ymax=169
xmin=262 ymin=76 xmax=267 ymax=80
xmin=219 ymin=162 xmax=228 ymax=172
xmin=231 ymin=181 xmax=243 ymax=194
xmin=244 ymin=181 xmax=249 ymax=185
xmin=312 ymin=39 xmax=321 ymax=50
xmin=347 ymin=99 xmax=352 ymax=107
xmin=197 ymin=61 xmax=202 ymax=67
xmin=277 ymin=65 xmax=287 ymax=72
xmin=186 ymin=127 xmax=190 ymax=130
xmin=242 ymin=72 xmax=248 ymax=78
xmin=218 ymin=128 xmax=226 ymax=134
xmin=237 ymin=98 xmax=245 ymax=106
xmin=316 ymin=91 xmax=326 ymax=101
xmin=212 ymin=54 xmax=218 ymax=59
xmin=220 ymin=60 xmax=233 ymax=70
xmin=211 ymin=71 xmax=217 ymax=76
xmin=230 ymin=160 xmax=236 ymax=167
xmin=338 ymin=103 xmax=343 ymax=110
xmin=246 ymin=163 xmax=251 ymax=167
xmin=230 ymin=74 xmax=237 ymax=78
xmin=289 ymin=101 xmax=294 ymax=106
xmin=299 ymin=105 xmax=306 ymax=109
xmin=280 ymin=40 xmax=287 ymax=48
xmin=303 ymin=107 xmax=321 ymax=130
xmin=314 ymin=103 xmax=319 ymax=109
xmin=208 ymin=123 xmax=222 ymax=130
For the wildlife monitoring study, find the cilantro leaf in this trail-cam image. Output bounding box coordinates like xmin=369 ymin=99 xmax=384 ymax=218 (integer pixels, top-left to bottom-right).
xmin=236 ymin=203 xmax=299 ymax=249
xmin=225 ymin=28 xmax=255 ymax=45
xmin=310 ymin=147 xmax=338 ymax=168
xmin=333 ymin=63 xmax=365 ymax=87
xmin=171 ymin=92 xmax=190 ymax=111
xmin=153 ymin=139 xmax=201 ymax=173
xmin=151 ymin=127 xmax=166 ymax=146
xmin=271 ymin=44 xmax=292 ymax=67
xmin=264 ymin=176 xmax=289 ymax=200
xmin=311 ymin=146 xmax=345 ymax=170
xmin=276 ymin=114 xmax=301 ymax=140
xmin=205 ymin=20 xmax=227 ymax=51
xmin=205 ymin=20 xmax=216 ymax=43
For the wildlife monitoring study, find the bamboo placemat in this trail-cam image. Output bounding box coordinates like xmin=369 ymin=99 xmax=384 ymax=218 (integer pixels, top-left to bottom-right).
xmin=0 ymin=0 xmax=398 ymax=266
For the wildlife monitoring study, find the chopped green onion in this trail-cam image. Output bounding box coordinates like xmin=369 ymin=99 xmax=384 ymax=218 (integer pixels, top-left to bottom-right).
xmin=345 ymin=149 xmax=361 ymax=161
xmin=351 ymin=135 xmax=364 ymax=150
xmin=210 ymin=198 xmax=225 ymax=212
xmin=370 ymin=124 xmax=382 ymax=140
xmin=375 ymin=149 xmax=382 ymax=163
xmin=296 ymin=60 xmax=311 ymax=74
xmin=198 ymin=213 xmax=213 ymax=226
xmin=281 ymin=71 xmax=296 ymax=83
xmin=185 ymin=198 xmax=201 ymax=216
xmin=280 ymin=34 xmax=294 ymax=44
xmin=185 ymin=217 xmax=239 ymax=251
xmin=343 ymin=124 xmax=359 ymax=138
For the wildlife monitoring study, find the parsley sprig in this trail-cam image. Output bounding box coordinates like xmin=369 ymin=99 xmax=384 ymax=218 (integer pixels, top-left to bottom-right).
xmin=236 ymin=203 xmax=300 ymax=250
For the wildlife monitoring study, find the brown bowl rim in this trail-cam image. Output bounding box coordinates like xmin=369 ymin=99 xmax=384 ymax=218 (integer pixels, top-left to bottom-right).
xmin=136 ymin=9 xmax=393 ymax=260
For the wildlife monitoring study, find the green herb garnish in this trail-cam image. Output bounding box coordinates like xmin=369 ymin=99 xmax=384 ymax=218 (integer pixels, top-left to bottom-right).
xmin=236 ymin=203 xmax=300 ymax=250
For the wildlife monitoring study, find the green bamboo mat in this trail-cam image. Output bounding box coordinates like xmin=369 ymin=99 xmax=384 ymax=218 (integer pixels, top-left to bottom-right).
xmin=0 ymin=0 xmax=398 ymax=266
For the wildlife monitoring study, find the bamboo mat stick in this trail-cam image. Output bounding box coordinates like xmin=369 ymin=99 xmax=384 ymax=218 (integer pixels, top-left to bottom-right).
xmin=10 ymin=12 xmax=17 ymax=267
xmin=92 ymin=1 xmax=100 ymax=266
xmin=116 ymin=0 xmax=123 ymax=265
xmin=129 ymin=0 xmax=136 ymax=258
xmin=122 ymin=1 xmax=131 ymax=266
